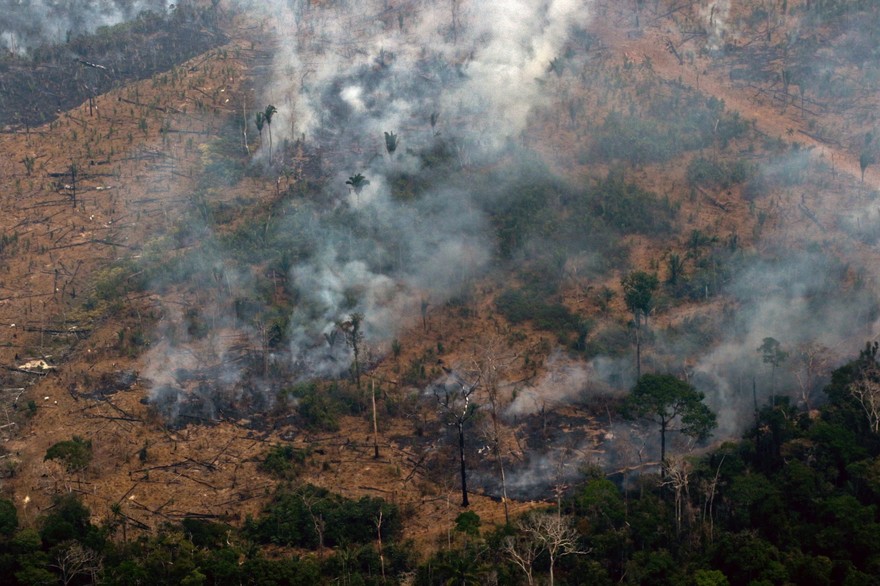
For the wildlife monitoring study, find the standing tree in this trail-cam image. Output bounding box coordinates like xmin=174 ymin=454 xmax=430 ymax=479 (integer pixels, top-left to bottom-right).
xmin=471 ymin=335 xmax=516 ymax=523
xmin=622 ymin=271 xmax=659 ymax=328
xmin=339 ymin=313 xmax=364 ymax=391
xmin=434 ymin=372 xmax=480 ymax=507
xmin=758 ymin=336 xmax=788 ymax=396
xmin=345 ymin=173 xmax=370 ymax=198
xmin=255 ymin=111 xmax=265 ymax=149
xmin=621 ymin=271 xmax=659 ymax=377
xmin=860 ymin=151 xmax=873 ymax=184
xmin=849 ymin=363 xmax=880 ymax=434
xmin=503 ymin=531 xmax=541 ymax=586
xmin=665 ymin=253 xmax=686 ymax=289
xmin=384 ymin=131 xmax=398 ymax=157
xmin=264 ymin=104 xmax=277 ymax=160
xmin=623 ymin=374 xmax=716 ymax=470
xmin=517 ymin=512 xmax=585 ymax=586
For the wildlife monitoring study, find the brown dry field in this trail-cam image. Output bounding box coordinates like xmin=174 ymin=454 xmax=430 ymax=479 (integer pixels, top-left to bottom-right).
xmin=0 ymin=0 xmax=878 ymax=555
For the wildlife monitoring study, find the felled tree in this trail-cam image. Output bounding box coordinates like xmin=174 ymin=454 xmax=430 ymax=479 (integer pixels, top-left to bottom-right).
xmin=623 ymin=374 xmax=716 ymax=470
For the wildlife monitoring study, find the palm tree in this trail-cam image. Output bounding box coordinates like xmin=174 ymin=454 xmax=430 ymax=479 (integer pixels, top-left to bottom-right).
xmin=665 ymin=253 xmax=686 ymax=288
xmin=264 ymin=104 xmax=277 ymax=160
xmin=345 ymin=173 xmax=370 ymax=196
xmin=255 ymin=111 xmax=265 ymax=149
xmin=384 ymin=131 xmax=398 ymax=157
xmin=437 ymin=550 xmax=483 ymax=586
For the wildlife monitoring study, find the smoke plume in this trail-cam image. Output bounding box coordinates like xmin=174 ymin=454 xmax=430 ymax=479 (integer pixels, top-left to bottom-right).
xmin=0 ymin=0 xmax=172 ymax=53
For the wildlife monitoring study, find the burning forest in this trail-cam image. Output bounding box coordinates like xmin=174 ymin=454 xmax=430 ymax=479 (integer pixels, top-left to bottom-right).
xmin=2 ymin=0 xmax=880 ymax=584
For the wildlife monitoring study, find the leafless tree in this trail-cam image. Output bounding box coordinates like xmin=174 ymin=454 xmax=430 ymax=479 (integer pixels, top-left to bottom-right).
xmin=850 ymin=365 xmax=880 ymax=434
xmin=434 ymin=371 xmax=480 ymax=507
xmin=518 ymin=512 xmax=587 ymax=586
xmin=300 ymin=490 xmax=327 ymax=558
xmin=375 ymin=510 xmax=386 ymax=584
xmin=793 ymin=342 xmax=830 ymax=411
xmin=701 ymin=455 xmax=725 ymax=543
xmin=469 ymin=335 xmax=517 ymax=523
xmin=52 ymin=541 xmax=103 ymax=586
xmin=502 ymin=531 xmax=541 ymax=586
xmin=662 ymin=456 xmax=692 ymax=534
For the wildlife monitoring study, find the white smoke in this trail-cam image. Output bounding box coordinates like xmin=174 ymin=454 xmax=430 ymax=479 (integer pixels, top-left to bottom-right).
xmin=0 ymin=0 xmax=173 ymax=53
xmin=699 ymin=1 xmax=731 ymax=52
xmin=257 ymin=0 xmax=593 ymax=146
xmin=507 ymin=351 xmax=595 ymax=417
xmin=244 ymin=0 xmax=595 ymax=379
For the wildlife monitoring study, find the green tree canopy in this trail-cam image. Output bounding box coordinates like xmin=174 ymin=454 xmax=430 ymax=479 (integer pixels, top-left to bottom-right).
xmin=621 ymin=271 xmax=659 ymax=327
xmin=624 ymin=374 xmax=717 ymax=465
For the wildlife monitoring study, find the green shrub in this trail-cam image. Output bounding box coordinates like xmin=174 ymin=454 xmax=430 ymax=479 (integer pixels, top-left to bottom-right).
xmin=259 ymin=444 xmax=308 ymax=479
xmin=44 ymin=436 xmax=92 ymax=472
xmin=247 ymin=485 xmax=401 ymax=548
xmin=686 ymin=157 xmax=751 ymax=190
xmin=283 ymin=383 xmax=351 ymax=432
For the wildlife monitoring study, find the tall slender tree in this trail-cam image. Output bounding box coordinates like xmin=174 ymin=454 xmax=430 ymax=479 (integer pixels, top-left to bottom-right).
xmin=339 ymin=313 xmax=364 ymax=391
xmin=621 ymin=271 xmax=658 ymax=377
xmin=434 ymin=372 xmax=480 ymax=507
xmin=255 ymin=111 xmax=265 ymax=149
xmin=264 ymin=104 xmax=277 ymax=160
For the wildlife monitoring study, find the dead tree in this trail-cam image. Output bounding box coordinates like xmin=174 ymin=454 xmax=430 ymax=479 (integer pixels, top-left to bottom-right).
xmin=663 ymin=456 xmax=692 ymax=535
xmin=434 ymin=372 xmax=480 ymax=507
xmin=51 ymin=542 xmax=103 ymax=586
xmin=502 ymin=531 xmax=541 ymax=585
xmin=517 ymin=512 xmax=587 ymax=586
xmin=471 ymin=335 xmax=517 ymax=523
xmin=850 ymin=365 xmax=880 ymax=434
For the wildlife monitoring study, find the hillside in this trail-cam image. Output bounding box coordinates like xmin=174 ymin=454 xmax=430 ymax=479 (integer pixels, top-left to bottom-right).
xmin=1 ymin=0 xmax=880 ymax=584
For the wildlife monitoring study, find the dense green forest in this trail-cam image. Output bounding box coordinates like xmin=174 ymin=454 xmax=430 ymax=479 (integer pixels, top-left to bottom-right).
xmin=3 ymin=345 xmax=879 ymax=585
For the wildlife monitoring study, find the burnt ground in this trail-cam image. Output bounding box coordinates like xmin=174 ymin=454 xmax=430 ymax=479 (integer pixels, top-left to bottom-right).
xmin=0 ymin=4 xmax=226 ymax=130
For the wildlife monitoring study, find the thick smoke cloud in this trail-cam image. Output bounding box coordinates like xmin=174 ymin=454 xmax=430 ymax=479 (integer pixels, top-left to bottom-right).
xmin=243 ymin=0 xmax=595 ymax=379
xmin=0 ymin=0 xmax=172 ymax=53
xmin=138 ymin=0 xmax=594 ymax=414
xmin=260 ymin=0 xmax=593 ymax=149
